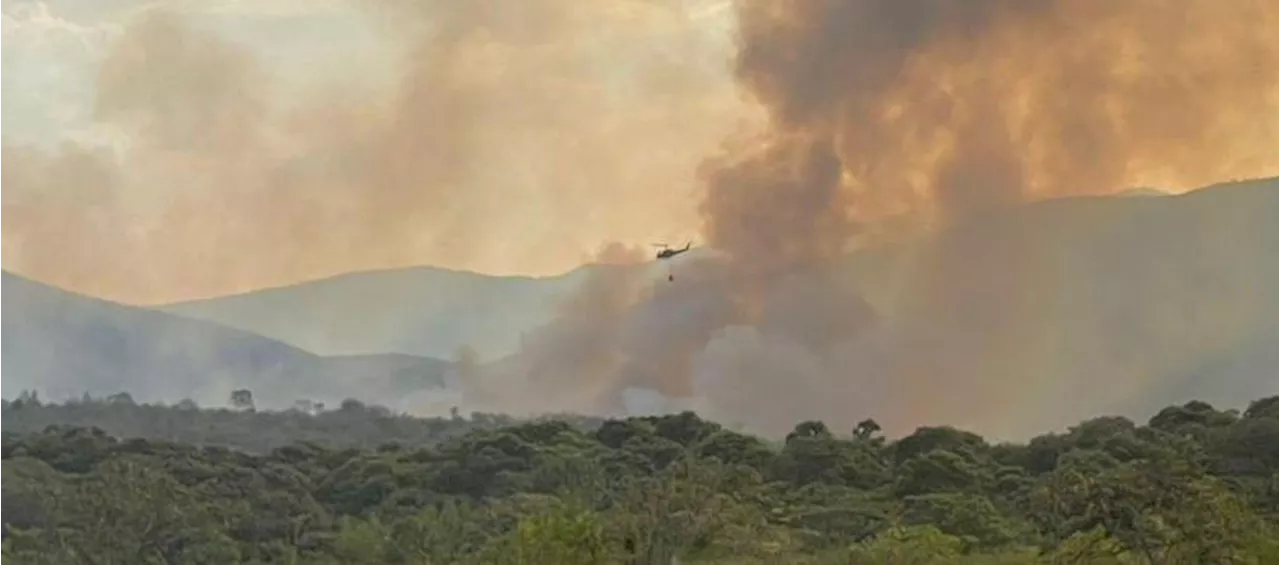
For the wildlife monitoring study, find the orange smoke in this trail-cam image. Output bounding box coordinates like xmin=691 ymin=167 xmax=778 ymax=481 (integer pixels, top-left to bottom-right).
xmin=478 ymin=0 xmax=1277 ymax=436
xmin=712 ymin=0 xmax=1277 ymax=243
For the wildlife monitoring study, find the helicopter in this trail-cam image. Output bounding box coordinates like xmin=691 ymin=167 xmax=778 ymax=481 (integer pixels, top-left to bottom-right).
xmin=653 ymin=242 xmax=692 ymax=260
xmin=652 ymin=242 xmax=692 ymax=281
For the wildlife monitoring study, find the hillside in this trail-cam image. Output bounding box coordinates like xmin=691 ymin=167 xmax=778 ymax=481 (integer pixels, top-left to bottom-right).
xmin=157 ymin=178 xmax=1277 ymax=435
xmin=1 ymin=272 xmax=451 ymax=409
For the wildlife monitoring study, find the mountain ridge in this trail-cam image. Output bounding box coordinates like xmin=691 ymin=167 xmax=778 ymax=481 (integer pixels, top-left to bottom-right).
xmin=1 ymin=272 xmax=451 ymax=409
xmin=158 ymin=252 xmax=703 ymax=359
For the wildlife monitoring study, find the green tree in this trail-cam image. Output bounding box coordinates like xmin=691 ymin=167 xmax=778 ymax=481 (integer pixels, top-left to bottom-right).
xmin=488 ymin=502 xmax=609 ymax=565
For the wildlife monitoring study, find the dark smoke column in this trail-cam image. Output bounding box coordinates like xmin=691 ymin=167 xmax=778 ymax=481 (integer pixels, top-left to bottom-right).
xmin=703 ymin=0 xmax=1277 ymax=258
xmin=674 ymin=0 xmax=1278 ymax=433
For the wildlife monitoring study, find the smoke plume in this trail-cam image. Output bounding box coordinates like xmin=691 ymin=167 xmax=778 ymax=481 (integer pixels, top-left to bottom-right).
xmin=5 ymin=0 xmax=1276 ymax=436
xmin=471 ymin=0 xmax=1277 ymax=437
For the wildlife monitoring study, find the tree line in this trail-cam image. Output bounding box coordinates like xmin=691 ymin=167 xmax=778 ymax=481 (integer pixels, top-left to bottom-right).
xmin=2 ymin=392 xmax=1277 ymax=564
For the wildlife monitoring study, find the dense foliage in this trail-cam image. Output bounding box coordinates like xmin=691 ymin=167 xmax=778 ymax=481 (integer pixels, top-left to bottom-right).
xmin=2 ymin=393 xmax=1276 ymax=564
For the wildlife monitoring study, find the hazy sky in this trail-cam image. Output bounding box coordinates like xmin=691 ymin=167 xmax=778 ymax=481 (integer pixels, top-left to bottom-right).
xmin=3 ymin=0 xmax=388 ymax=145
xmin=2 ymin=0 xmax=748 ymax=303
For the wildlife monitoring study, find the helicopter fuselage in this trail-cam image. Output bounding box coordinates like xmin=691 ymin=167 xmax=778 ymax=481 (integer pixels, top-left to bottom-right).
xmin=654 ymin=243 xmax=691 ymax=260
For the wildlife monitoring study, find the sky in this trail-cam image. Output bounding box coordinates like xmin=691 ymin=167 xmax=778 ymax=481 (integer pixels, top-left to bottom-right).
xmin=3 ymin=0 xmax=388 ymax=146
xmin=2 ymin=0 xmax=749 ymax=304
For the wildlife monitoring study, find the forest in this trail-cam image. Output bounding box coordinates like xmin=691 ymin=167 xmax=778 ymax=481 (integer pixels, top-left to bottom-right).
xmin=2 ymin=392 xmax=1276 ymax=564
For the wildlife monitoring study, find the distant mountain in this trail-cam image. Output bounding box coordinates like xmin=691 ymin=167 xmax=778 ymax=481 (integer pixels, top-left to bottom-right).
xmin=158 ymin=177 xmax=1276 ymax=434
xmin=1 ymin=272 xmax=450 ymax=409
xmin=160 ymin=256 xmax=697 ymax=360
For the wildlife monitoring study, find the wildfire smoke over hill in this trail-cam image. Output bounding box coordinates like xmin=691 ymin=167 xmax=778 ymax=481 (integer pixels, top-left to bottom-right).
xmin=463 ymin=0 xmax=1278 ymax=437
